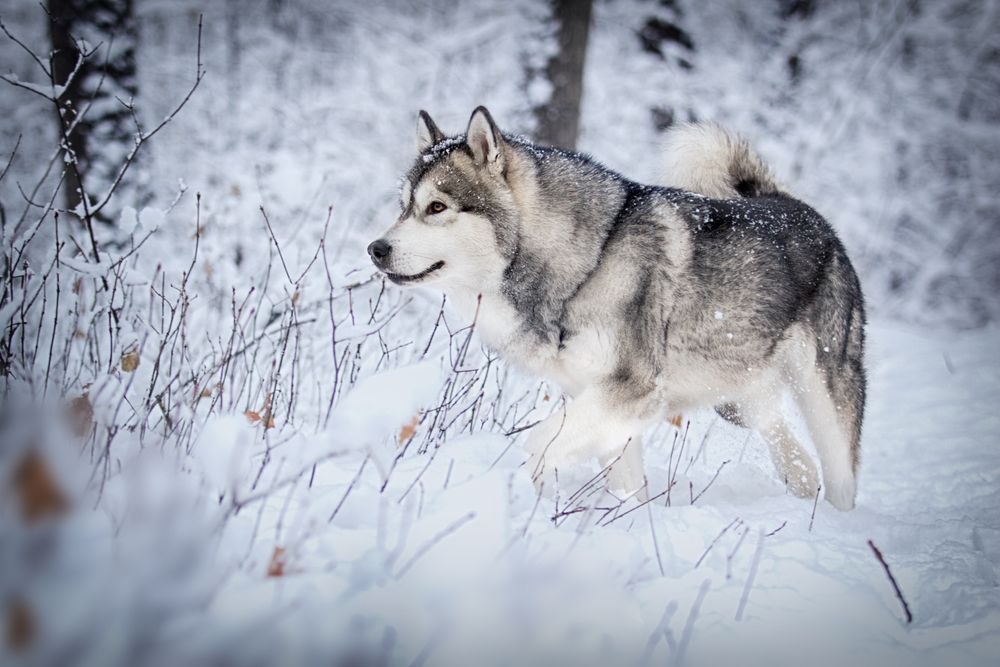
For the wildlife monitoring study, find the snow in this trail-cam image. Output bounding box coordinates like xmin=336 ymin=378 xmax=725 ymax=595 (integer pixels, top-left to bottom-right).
xmin=0 ymin=72 xmax=59 ymax=99
xmin=195 ymin=415 xmax=256 ymax=495
xmin=3 ymin=320 xmax=998 ymax=666
xmin=139 ymin=206 xmax=166 ymax=230
xmin=0 ymin=1 xmax=997 ymax=665
xmin=58 ymin=252 xmax=109 ymax=276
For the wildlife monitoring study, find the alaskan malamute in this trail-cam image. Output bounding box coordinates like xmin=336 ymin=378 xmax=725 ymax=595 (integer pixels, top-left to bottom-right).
xmin=369 ymin=107 xmax=865 ymax=510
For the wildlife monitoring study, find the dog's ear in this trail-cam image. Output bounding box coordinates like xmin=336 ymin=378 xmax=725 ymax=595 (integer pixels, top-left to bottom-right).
xmin=465 ymin=106 xmax=505 ymax=172
xmin=416 ymin=110 xmax=445 ymax=152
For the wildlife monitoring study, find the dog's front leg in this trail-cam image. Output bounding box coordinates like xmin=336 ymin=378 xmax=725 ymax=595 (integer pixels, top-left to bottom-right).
xmin=524 ymin=388 xmax=649 ymax=496
xmin=602 ymin=435 xmax=648 ymax=501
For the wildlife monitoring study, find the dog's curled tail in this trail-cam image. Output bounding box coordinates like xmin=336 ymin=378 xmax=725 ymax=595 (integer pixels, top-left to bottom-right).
xmin=661 ymin=122 xmax=782 ymax=199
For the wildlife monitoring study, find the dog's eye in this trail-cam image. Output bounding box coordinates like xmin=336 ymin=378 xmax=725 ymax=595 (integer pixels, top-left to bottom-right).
xmin=426 ymin=201 xmax=447 ymax=215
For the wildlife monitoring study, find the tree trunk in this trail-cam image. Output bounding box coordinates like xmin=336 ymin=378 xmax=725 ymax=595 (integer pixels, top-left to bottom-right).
xmin=225 ymin=0 xmax=242 ymax=150
xmin=535 ymin=0 xmax=593 ymax=150
xmin=47 ymin=0 xmax=140 ymax=225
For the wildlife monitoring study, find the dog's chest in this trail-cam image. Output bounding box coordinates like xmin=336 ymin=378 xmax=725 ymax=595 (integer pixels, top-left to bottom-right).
xmin=447 ymin=292 xmax=521 ymax=351
xmin=447 ymin=291 xmax=613 ymax=395
xmin=546 ymin=328 xmax=616 ymax=395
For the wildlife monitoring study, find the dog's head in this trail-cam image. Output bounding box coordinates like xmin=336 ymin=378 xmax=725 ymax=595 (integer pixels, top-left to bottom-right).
xmin=368 ymin=107 xmax=520 ymax=291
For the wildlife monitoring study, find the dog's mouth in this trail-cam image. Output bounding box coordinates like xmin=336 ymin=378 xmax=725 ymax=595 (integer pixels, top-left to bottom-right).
xmin=384 ymin=261 xmax=445 ymax=285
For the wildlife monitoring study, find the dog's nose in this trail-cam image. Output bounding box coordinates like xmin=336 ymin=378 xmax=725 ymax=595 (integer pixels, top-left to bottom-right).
xmin=367 ymin=239 xmax=391 ymax=263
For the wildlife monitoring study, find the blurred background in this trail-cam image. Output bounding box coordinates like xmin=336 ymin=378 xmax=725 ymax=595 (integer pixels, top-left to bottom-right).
xmin=2 ymin=0 xmax=999 ymax=328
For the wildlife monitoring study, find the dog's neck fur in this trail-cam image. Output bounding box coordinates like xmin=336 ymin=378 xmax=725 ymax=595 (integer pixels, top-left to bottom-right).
xmin=447 ymin=142 xmax=631 ymax=364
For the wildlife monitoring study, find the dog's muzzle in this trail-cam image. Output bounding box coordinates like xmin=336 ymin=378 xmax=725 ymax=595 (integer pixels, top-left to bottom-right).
xmin=367 ymin=238 xmax=444 ymax=284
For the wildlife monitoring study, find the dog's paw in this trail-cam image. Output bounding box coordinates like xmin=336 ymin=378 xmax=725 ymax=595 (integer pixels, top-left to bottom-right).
xmin=823 ymin=476 xmax=856 ymax=511
xmin=524 ymin=448 xmax=569 ymax=496
xmin=784 ymin=456 xmax=821 ymax=501
xmin=606 ymin=459 xmax=648 ymax=501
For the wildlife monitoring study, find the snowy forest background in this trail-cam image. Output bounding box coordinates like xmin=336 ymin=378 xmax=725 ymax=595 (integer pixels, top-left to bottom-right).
xmin=1 ymin=1 xmax=999 ymax=666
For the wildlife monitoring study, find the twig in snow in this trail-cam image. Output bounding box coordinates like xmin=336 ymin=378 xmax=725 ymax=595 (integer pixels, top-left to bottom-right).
xmin=395 ymin=511 xmax=476 ymax=578
xmin=600 ymin=484 xmax=671 ymax=527
xmin=676 ymin=579 xmax=711 ymax=663
xmin=504 ymin=418 xmax=542 ymax=436
xmin=691 ymin=459 xmax=730 ymax=504
xmin=868 ymin=539 xmax=913 ymax=624
xmin=648 ymin=503 xmax=665 ymax=576
xmin=522 ymin=481 xmax=544 ymax=537
xmin=328 ymin=456 xmax=368 ymax=523
xmin=726 ymin=525 xmax=750 ymax=580
xmin=564 ymin=445 xmax=626 ymax=509
xmin=398 ymin=448 xmax=439 ymax=504
xmin=665 ymin=422 xmax=691 ymax=506
xmin=694 ymin=517 xmax=741 ymax=569
xmin=442 ymin=458 xmax=454 ymax=489
xmin=684 ymin=415 xmax=718 ymax=474
xmin=735 ymin=530 xmax=765 ymax=621
xmin=260 ymin=206 xmax=295 ymax=285
xmin=641 ymin=600 xmax=679 ymax=664
xmin=809 ymin=484 xmax=822 ymax=531
xmin=764 ymin=520 xmax=787 ymax=537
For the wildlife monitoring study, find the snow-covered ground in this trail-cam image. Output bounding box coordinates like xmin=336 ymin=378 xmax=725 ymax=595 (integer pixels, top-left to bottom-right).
xmin=211 ymin=321 xmax=1000 ymax=667
xmin=4 ymin=314 xmax=998 ymax=666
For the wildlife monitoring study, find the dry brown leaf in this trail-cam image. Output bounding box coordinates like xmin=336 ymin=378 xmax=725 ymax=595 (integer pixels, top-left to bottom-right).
xmin=669 ymin=414 xmax=684 ymax=429
xmin=196 ymin=383 xmax=220 ymax=400
xmin=6 ymin=598 xmax=34 ymax=651
xmin=245 ymin=409 xmax=275 ymax=429
xmin=543 ymin=393 xmax=550 ymax=402
xmin=398 ymin=414 xmax=420 ymax=444
xmin=259 ymin=394 xmax=276 ymax=430
xmin=68 ymin=393 xmax=93 ymax=437
xmin=13 ymin=451 xmax=69 ymax=522
xmin=120 ymin=348 xmax=140 ymax=372
xmin=267 ymin=546 xmax=286 ymax=577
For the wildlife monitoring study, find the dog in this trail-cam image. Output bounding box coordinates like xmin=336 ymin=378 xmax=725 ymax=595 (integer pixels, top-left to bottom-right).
xmin=368 ymin=107 xmax=865 ymax=510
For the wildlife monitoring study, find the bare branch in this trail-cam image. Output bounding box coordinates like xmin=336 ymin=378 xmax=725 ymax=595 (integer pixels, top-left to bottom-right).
xmin=0 ymin=134 xmax=21 ymax=184
xmin=735 ymin=530 xmax=765 ymax=621
xmin=0 ymin=16 xmax=51 ymax=77
xmin=395 ymin=511 xmax=476 ymax=578
xmin=868 ymin=539 xmax=913 ymax=624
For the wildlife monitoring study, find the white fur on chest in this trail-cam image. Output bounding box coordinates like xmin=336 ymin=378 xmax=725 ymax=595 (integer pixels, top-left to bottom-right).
xmin=445 ymin=291 xmax=520 ymax=352
xmin=445 ymin=289 xmax=615 ymax=396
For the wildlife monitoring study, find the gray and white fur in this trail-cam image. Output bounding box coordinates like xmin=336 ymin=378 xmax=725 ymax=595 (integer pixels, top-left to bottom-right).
xmin=369 ymin=108 xmax=866 ymax=510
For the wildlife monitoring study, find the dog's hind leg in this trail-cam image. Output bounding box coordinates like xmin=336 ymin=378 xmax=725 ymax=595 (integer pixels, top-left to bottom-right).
xmin=792 ymin=255 xmax=865 ymax=510
xmin=789 ymin=361 xmax=859 ymax=511
xmin=739 ymin=383 xmax=820 ymax=500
